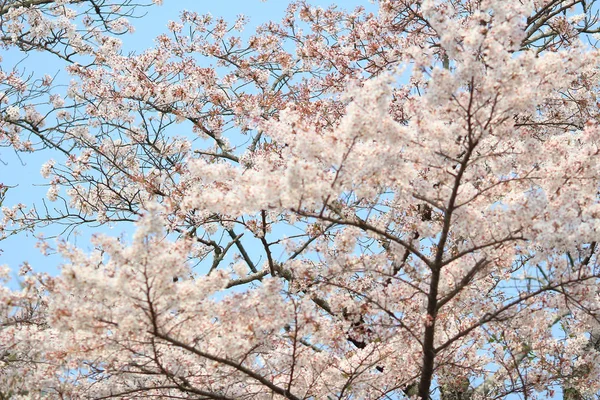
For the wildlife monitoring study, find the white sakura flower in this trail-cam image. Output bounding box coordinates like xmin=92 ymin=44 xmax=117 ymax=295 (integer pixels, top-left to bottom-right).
xmin=5 ymin=105 xmax=20 ymax=120
xmin=167 ymin=21 xmax=183 ymax=33
xmin=0 ymin=264 xmax=10 ymax=280
xmin=47 ymin=185 xmax=59 ymax=202
xmin=50 ymin=94 xmax=65 ymax=108
xmin=232 ymin=261 xmax=247 ymax=277
xmin=205 ymin=222 xmax=218 ymax=235
xmin=40 ymin=159 xmax=55 ymax=179
xmin=97 ymin=209 xmax=108 ymax=224
xmin=18 ymin=262 xmax=32 ymax=276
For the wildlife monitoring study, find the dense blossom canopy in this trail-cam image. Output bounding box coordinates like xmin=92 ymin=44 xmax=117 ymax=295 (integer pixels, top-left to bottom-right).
xmin=2 ymin=0 xmax=600 ymax=398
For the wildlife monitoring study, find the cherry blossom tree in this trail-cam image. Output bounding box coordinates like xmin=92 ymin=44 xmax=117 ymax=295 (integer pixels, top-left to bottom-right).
xmin=2 ymin=0 xmax=600 ymax=398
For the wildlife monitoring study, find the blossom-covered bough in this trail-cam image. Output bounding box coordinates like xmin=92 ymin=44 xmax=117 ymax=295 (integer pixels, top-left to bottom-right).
xmin=2 ymin=0 xmax=600 ymax=398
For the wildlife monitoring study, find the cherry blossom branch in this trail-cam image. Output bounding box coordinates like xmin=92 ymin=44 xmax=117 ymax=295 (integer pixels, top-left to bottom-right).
xmin=289 ymin=208 xmax=433 ymax=269
xmin=154 ymin=332 xmax=303 ymax=400
xmin=418 ymin=77 xmax=478 ymax=400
